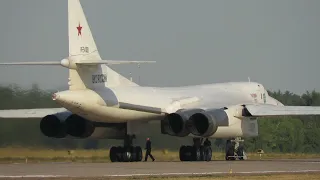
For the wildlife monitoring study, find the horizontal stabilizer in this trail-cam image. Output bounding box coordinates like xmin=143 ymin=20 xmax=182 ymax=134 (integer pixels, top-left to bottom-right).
xmin=0 ymin=108 xmax=66 ymax=119
xmin=0 ymin=60 xmax=156 ymax=69
xmin=77 ymin=60 xmax=156 ymax=65
xmin=0 ymin=62 xmax=61 ymax=65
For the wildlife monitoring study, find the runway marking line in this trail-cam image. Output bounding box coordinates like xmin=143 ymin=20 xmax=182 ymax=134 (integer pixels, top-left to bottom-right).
xmin=0 ymin=170 xmax=320 ymax=178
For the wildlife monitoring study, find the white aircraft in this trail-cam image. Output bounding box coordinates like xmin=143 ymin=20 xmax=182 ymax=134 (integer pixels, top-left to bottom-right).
xmin=1 ymin=0 xmax=320 ymax=162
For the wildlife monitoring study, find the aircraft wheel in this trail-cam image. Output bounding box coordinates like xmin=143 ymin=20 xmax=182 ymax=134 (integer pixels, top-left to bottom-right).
xmin=205 ymin=147 xmax=212 ymax=161
xmin=186 ymin=146 xmax=193 ymax=161
xmin=135 ymin=146 xmax=142 ymax=161
xmin=226 ymin=149 xmax=235 ymax=160
xmin=200 ymin=146 xmax=205 ymax=161
xmin=109 ymin=146 xmax=118 ymax=162
xmin=114 ymin=146 xmax=122 ymax=162
xmin=129 ymin=146 xmax=136 ymax=162
xmin=110 ymin=146 xmax=142 ymax=162
xmin=180 ymin=145 xmax=192 ymax=161
xmin=193 ymin=146 xmax=201 ymax=161
xmin=237 ymin=145 xmax=244 ymax=160
xmin=122 ymin=148 xmax=132 ymax=162
xmin=225 ymin=140 xmax=235 ymax=161
xmin=179 ymin=145 xmax=186 ymax=161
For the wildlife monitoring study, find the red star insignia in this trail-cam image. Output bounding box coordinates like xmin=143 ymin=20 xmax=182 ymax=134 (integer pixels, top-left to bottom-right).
xmin=76 ymin=23 xmax=82 ymax=36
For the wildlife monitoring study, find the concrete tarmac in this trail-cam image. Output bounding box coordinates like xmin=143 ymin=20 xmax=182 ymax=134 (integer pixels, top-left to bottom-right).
xmin=0 ymin=159 xmax=320 ymax=178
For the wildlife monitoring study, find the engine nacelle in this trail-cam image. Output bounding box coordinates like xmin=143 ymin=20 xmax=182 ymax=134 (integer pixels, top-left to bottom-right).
xmin=65 ymin=114 xmax=95 ymax=138
xmin=40 ymin=112 xmax=126 ymax=139
xmin=161 ymin=109 xmax=204 ymax=137
xmin=188 ymin=109 xmax=230 ymax=137
xmin=65 ymin=114 xmax=127 ymax=139
xmin=188 ymin=106 xmax=245 ymax=137
xmin=40 ymin=111 xmax=72 ymax=138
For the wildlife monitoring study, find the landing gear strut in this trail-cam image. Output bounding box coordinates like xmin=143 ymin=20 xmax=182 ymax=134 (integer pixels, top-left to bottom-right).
xmin=179 ymin=138 xmax=212 ymax=161
xmin=225 ymin=137 xmax=247 ymax=160
xmin=109 ymin=135 xmax=143 ymax=162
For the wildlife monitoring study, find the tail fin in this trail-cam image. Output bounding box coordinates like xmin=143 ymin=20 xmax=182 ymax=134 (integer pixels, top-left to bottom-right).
xmin=68 ymin=0 xmax=138 ymax=90
xmin=68 ymin=0 xmax=101 ymax=60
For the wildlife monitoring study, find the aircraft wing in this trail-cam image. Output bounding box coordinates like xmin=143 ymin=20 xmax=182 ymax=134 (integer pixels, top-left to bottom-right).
xmin=3 ymin=103 xmax=319 ymax=120
xmin=0 ymin=96 xmax=199 ymax=119
xmin=0 ymin=108 xmax=67 ymax=119
xmin=244 ymin=104 xmax=320 ymax=117
xmin=118 ymin=100 xmax=320 ymax=118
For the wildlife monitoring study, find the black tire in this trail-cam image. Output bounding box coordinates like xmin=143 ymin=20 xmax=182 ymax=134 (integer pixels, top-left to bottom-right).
xmin=200 ymin=146 xmax=205 ymax=161
xmin=193 ymin=146 xmax=201 ymax=161
xmin=185 ymin=146 xmax=193 ymax=161
xmin=206 ymin=147 xmax=212 ymax=161
xmin=122 ymin=148 xmax=132 ymax=162
xmin=226 ymin=148 xmax=235 ymax=160
xmin=135 ymin=146 xmax=143 ymax=161
xmin=237 ymin=145 xmax=244 ymax=160
xmin=109 ymin=146 xmax=118 ymax=162
xmin=225 ymin=140 xmax=235 ymax=161
xmin=116 ymin=146 xmax=123 ymax=162
xmin=130 ymin=146 xmax=136 ymax=162
xmin=179 ymin=145 xmax=186 ymax=161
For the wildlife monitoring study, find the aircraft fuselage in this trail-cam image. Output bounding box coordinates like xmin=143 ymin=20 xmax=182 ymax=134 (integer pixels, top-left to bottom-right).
xmin=53 ymin=81 xmax=281 ymax=138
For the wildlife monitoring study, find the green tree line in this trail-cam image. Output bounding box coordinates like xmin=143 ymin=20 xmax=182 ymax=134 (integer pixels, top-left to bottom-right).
xmin=0 ymin=84 xmax=319 ymax=153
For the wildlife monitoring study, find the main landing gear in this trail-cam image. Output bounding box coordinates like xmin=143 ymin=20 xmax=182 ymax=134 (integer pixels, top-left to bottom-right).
xmin=109 ymin=135 xmax=143 ymax=162
xmin=225 ymin=137 xmax=247 ymax=160
xmin=179 ymin=138 xmax=212 ymax=161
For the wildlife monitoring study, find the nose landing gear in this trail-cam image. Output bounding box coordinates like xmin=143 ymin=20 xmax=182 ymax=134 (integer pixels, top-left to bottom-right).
xmin=225 ymin=137 xmax=247 ymax=160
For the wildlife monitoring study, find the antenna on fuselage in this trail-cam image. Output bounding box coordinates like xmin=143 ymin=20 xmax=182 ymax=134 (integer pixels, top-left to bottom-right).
xmin=128 ymin=63 xmax=141 ymax=83
xmin=248 ymin=77 xmax=251 ymax=82
xmin=129 ymin=72 xmax=133 ymax=82
xmin=138 ymin=63 xmax=140 ymax=84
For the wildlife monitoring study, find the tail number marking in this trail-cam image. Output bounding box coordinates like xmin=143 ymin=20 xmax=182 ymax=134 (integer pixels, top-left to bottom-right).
xmin=80 ymin=47 xmax=89 ymax=53
xmin=92 ymin=74 xmax=107 ymax=84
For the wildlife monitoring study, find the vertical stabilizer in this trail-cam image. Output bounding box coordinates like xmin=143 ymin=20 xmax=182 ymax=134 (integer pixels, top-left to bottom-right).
xmin=68 ymin=0 xmax=101 ymax=59
xmin=67 ymin=0 xmax=137 ymax=90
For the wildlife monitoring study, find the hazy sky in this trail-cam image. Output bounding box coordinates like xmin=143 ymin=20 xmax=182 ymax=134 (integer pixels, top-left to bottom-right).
xmin=0 ymin=0 xmax=319 ymax=94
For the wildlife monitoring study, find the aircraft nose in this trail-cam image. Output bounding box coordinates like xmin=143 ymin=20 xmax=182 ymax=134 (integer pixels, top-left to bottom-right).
xmin=52 ymin=93 xmax=59 ymax=100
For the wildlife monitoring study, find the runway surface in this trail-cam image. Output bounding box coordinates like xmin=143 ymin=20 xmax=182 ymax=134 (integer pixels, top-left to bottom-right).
xmin=1 ymin=159 xmax=320 ymax=178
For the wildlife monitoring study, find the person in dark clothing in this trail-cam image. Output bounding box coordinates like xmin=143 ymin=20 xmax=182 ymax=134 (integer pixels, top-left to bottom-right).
xmin=203 ymin=138 xmax=211 ymax=161
xmin=144 ymin=138 xmax=155 ymax=161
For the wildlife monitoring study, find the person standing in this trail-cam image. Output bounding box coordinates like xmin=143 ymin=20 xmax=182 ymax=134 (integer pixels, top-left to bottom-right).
xmin=144 ymin=138 xmax=155 ymax=161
